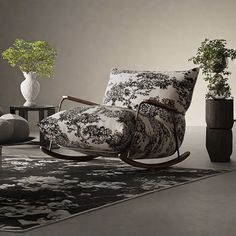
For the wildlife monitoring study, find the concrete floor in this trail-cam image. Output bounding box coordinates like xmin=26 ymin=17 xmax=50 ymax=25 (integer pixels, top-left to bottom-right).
xmin=1 ymin=126 xmax=236 ymax=236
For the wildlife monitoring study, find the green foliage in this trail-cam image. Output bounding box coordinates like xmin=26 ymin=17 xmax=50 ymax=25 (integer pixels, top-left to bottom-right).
xmin=2 ymin=39 xmax=57 ymax=79
xmin=189 ymin=38 xmax=236 ymax=98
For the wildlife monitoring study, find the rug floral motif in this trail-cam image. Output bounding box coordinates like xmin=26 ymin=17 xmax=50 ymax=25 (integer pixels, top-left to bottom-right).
xmin=0 ymin=156 xmax=226 ymax=232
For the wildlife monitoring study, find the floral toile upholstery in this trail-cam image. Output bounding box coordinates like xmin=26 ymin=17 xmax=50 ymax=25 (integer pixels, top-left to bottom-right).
xmin=38 ymin=68 xmax=199 ymax=160
xmin=103 ymin=68 xmax=199 ymax=112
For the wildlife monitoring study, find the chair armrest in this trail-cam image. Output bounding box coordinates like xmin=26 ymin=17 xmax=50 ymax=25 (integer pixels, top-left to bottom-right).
xmin=61 ymin=95 xmax=98 ymax=105
xmin=59 ymin=95 xmax=99 ymax=111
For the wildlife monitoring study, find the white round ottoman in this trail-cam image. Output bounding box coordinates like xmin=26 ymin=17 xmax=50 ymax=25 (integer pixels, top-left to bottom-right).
xmin=0 ymin=118 xmax=14 ymax=143
xmin=1 ymin=114 xmax=30 ymax=142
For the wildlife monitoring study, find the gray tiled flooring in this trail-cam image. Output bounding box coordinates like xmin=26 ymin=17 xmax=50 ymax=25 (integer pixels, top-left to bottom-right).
xmin=1 ymin=126 xmax=236 ymax=236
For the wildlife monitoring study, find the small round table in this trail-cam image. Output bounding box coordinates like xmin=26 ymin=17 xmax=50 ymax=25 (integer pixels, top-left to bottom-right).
xmin=10 ymin=105 xmax=56 ymax=146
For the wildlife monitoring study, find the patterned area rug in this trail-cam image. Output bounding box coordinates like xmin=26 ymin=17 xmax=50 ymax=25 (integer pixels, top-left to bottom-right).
xmin=0 ymin=155 xmax=227 ymax=232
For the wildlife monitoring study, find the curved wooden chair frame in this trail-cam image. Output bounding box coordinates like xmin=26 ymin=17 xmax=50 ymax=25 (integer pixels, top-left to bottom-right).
xmin=40 ymin=95 xmax=190 ymax=170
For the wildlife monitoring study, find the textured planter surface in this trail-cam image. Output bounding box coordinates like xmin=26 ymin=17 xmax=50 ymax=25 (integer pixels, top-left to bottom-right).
xmin=206 ymin=128 xmax=232 ymax=162
xmin=205 ymin=99 xmax=234 ymax=129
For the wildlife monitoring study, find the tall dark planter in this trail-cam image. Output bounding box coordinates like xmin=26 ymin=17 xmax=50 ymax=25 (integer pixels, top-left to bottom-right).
xmin=206 ymin=99 xmax=234 ymax=129
xmin=206 ymin=128 xmax=232 ymax=162
xmin=205 ymin=98 xmax=234 ymax=162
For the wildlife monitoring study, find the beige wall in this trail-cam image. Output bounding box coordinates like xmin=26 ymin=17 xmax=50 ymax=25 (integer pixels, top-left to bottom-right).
xmin=1 ymin=0 xmax=236 ymax=129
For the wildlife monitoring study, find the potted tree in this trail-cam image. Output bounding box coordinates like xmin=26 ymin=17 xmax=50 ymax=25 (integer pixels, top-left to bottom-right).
xmin=189 ymin=38 xmax=236 ymax=129
xmin=2 ymin=39 xmax=57 ymax=107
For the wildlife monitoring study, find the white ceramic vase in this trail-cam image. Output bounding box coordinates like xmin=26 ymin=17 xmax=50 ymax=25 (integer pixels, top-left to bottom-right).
xmin=20 ymin=72 xmax=40 ymax=107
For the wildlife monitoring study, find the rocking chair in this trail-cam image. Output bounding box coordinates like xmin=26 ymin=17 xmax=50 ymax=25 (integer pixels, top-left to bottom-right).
xmin=38 ymin=68 xmax=199 ymax=170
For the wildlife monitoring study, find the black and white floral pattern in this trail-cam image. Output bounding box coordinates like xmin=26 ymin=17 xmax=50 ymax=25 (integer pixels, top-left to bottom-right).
xmin=40 ymin=106 xmax=136 ymax=155
xmin=38 ymin=68 xmax=199 ymax=159
xmin=103 ymin=68 xmax=199 ymax=113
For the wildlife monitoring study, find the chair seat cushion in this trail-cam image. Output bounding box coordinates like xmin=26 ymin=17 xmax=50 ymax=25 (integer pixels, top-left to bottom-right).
xmin=38 ymin=105 xmax=178 ymax=159
xmin=39 ymin=106 xmax=136 ymax=154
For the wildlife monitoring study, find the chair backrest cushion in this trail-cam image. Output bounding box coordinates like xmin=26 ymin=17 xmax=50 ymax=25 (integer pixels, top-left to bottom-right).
xmin=102 ymin=68 xmax=199 ymax=114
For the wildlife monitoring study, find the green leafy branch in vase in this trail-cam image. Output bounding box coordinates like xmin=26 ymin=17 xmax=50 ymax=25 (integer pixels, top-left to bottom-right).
xmin=2 ymin=39 xmax=57 ymax=79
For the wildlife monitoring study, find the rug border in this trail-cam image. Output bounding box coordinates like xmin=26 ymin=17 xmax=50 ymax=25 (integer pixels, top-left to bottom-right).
xmin=1 ymin=167 xmax=234 ymax=233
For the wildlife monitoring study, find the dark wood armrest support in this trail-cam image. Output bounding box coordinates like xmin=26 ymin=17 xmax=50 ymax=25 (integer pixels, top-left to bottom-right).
xmin=59 ymin=95 xmax=99 ymax=111
xmin=61 ymin=95 xmax=98 ymax=105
